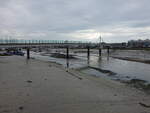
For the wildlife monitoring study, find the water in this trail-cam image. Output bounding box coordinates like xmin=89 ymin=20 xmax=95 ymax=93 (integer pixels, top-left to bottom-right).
xmin=89 ymin=55 xmax=150 ymax=82
xmin=29 ymin=50 xmax=150 ymax=83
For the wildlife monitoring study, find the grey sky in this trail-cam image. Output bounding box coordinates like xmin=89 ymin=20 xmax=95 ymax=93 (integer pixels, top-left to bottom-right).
xmin=0 ymin=0 xmax=150 ymax=42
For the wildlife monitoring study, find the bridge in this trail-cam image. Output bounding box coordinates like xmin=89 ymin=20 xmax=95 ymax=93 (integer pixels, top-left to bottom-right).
xmin=0 ymin=39 xmax=96 ymax=48
xmin=0 ymin=39 xmax=101 ymax=59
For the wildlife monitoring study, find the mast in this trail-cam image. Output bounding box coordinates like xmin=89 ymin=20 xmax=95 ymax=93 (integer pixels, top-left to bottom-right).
xmin=99 ymin=35 xmax=102 ymax=48
xmin=98 ymin=34 xmax=102 ymax=57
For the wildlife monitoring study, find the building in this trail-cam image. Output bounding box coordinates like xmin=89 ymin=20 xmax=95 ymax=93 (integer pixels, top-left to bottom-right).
xmin=128 ymin=39 xmax=150 ymax=48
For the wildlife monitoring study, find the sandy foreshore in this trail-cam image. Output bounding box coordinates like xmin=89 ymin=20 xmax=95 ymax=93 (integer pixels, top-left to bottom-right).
xmin=0 ymin=56 xmax=150 ymax=113
xmin=112 ymin=56 xmax=150 ymax=64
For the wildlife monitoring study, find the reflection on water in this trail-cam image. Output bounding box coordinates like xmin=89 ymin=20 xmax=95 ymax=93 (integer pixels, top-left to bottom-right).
xmin=30 ymin=51 xmax=150 ymax=83
xmin=66 ymin=59 xmax=69 ymax=68
xmin=87 ymin=56 xmax=90 ymax=66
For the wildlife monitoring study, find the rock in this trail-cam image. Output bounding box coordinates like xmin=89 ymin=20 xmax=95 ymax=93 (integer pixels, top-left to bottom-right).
xmin=139 ymin=102 xmax=150 ymax=108
xmin=26 ymin=80 xmax=32 ymax=83
xmin=19 ymin=106 xmax=24 ymax=110
xmin=114 ymin=94 xmax=117 ymax=96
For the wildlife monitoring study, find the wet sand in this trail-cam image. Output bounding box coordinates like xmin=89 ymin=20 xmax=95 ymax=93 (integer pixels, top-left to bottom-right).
xmin=0 ymin=56 xmax=150 ymax=113
xmin=112 ymin=56 xmax=150 ymax=64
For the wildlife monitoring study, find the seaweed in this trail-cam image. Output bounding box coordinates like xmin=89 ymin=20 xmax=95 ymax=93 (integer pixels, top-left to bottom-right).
xmin=89 ymin=66 xmax=117 ymax=76
xmin=125 ymin=79 xmax=150 ymax=93
xmin=50 ymin=53 xmax=76 ymax=59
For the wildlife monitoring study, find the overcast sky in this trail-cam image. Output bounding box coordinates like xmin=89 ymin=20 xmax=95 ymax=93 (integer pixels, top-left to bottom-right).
xmin=0 ymin=0 xmax=150 ymax=42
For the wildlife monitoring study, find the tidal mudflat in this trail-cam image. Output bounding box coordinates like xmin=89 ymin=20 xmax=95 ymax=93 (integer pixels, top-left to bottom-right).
xmin=0 ymin=56 xmax=150 ymax=113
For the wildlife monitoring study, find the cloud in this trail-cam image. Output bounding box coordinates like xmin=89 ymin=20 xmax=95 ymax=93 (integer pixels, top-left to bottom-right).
xmin=0 ymin=0 xmax=150 ymax=42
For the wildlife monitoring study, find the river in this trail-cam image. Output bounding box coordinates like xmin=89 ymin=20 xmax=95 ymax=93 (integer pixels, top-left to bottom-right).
xmin=28 ymin=49 xmax=150 ymax=83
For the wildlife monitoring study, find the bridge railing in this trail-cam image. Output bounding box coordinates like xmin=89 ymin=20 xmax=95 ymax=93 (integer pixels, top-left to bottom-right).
xmin=0 ymin=39 xmax=92 ymax=44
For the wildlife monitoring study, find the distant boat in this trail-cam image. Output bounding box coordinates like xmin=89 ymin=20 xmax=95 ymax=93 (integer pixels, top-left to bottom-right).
xmin=7 ymin=51 xmax=25 ymax=56
xmin=50 ymin=53 xmax=76 ymax=59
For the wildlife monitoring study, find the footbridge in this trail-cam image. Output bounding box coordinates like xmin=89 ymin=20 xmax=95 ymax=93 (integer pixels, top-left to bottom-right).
xmin=0 ymin=39 xmax=95 ymax=48
xmin=0 ymin=39 xmax=101 ymax=59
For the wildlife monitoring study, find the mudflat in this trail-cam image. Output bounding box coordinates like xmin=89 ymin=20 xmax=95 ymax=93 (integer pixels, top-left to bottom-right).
xmin=0 ymin=56 xmax=150 ymax=113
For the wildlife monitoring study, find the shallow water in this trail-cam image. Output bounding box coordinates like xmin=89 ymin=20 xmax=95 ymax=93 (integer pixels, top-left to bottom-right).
xmin=29 ymin=50 xmax=150 ymax=83
xmin=89 ymin=55 xmax=150 ymax=82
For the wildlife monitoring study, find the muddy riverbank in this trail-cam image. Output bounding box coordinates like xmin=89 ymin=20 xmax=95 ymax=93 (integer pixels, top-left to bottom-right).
xmin=0 ymin=56 xmax=150 ymax=113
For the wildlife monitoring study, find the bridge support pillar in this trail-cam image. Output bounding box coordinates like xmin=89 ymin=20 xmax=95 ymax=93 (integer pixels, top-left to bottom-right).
xmin=99 ymin=48 xmax=102 ymax=57
xmin=66 ymin=46 xmax=69 ymax=68
xmin=87 ymin=46 xmax=90 ymax=65
xmin=27 ymin=48 xmax=30 ymax=59
xmin=107 ymin=46 xmax=110 ymax=55
xmin=66 ymin=46 xmax=69 ymax=59
xmin=87 ymin=46 xmax=90 ymax=59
